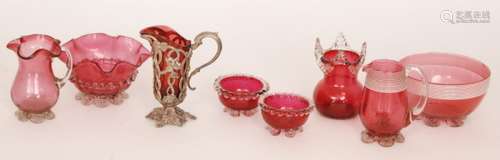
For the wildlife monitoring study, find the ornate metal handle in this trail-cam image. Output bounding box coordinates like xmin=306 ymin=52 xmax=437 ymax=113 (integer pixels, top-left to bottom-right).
xmin=406 ymin=65 xmax=429 ymax=122
xmin=187 ymin=32 xmax=222 ymax=90
xmin=54 ymin=49 xmax=73 ymax=88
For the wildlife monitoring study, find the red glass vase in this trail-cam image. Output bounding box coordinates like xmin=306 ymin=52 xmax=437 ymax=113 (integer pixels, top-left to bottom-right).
xmin=313 ymin=33 xmax=366 ymax=119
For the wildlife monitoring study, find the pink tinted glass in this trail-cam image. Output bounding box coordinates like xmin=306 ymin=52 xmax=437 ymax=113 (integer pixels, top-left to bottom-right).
xmin=364 ymin=59 xmax=403 ymax=73
xmin=60 ymin=33 xmax=150 ymax=68
xmin=7 ymin=34 xmax=69 ymax=123
xmin=400 ymin=53 xmax=490 ymax=127
xmin=360 ymin=60 xmax=410 ymax=137
xmin=59 ymin=33 xmax=151 ymax=107
xmin=359 ymin=59 xmax=429 ymax=147
xmin=401 ymin=53 xmax=489 ymax=85
xmin=264 ymin=94 xmax=310 ymax=110
xmin=219 ymin=76 xmax=264 ymax=93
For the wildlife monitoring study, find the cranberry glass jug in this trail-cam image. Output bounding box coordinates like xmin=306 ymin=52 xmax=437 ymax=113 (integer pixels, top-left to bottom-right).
xmin=141 ymin=25 xmax=222 ymax=127
xmin=6 ymin=34 xmax=72 ymax=123
xmin=313 ymin=33 xmax=366 ymax=119
xmin=359 ymin=59 xmax=429 ymax=147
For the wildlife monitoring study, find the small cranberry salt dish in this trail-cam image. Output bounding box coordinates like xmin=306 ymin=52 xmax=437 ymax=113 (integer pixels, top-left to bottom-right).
xmin=214 ymin=74 xmax=269 ymax=117
xmin=260 ymin=93 xmax=313 ymax=138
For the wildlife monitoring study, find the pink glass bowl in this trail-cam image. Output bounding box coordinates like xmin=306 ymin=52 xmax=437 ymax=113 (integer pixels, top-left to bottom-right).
xmin=58 ymin=33 xmax=151 ymax=107
xmin=400 ymin=53 xmax=490 ymax=127
xmin=260 ymin=93 xmax=313 ymax=137
xmin=214 ymin=74 xmax=269 ymax=117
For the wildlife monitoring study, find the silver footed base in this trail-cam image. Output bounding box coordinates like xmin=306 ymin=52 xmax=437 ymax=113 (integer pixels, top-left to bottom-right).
xmin=146 ymin=106 xmax=196 ymax=127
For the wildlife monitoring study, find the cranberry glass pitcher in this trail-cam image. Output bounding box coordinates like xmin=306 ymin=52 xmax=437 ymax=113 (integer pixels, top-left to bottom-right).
xmin=313 ymin=33 xmax=366 ymax=119
xmin=141 ymin=25 xmax=222 ymax=127
xmin=6 ymin=34 xmax=72 ymax=123
xmin=359 ymin=59 xmax=428 ymax=147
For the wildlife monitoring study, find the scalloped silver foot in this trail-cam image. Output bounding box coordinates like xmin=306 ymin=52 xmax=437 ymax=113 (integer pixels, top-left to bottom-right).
xmin=146 ymin=106 xmax=196 ymax=127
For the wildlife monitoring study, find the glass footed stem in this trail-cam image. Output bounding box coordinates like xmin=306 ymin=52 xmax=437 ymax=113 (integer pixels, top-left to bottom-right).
xmin=75 ymin=92 xmax=129 ymax=107
xmin=266 ymin=126 xmax=304 ymax=138
xmin=15 ymin=110 xmax=55 ymax=124
xmin=146 ymin=106 xmax=197 ymax=127
xmin=224 ymin=107 xmax=258 ymax=117
xmin=361 ymin=130 xmax=405 ymax=147
xmin=417 ymin=114 xmax=466 ymax=127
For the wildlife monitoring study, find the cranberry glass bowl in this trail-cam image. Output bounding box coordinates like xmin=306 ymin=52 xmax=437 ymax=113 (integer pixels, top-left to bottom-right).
xmin=260 ymin=93 xmax=313 ymax=137
xmin=59 ymin=33 xmax=151 ymax=107
xmin=214 ymin=74 xmax=269 ymax=117
xmin=400 ymin=53 xmax=490 ymax=127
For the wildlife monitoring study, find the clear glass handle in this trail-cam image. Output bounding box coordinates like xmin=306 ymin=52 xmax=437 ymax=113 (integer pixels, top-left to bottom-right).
xmin=354 ymin=42 xmax=367 ymax=74
xmin=405 ymin=65 xmax=429 ymax=121
xmin=187 ymin=32 xmax=222 ymax=90
xmin=314 ymin=38 xmax=325 ymax=72
xmin=54 ymin=49 xmax=73 ymax=88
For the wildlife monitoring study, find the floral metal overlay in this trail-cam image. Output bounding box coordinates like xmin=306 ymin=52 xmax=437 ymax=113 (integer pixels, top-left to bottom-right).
xmin=141 ymin=26 xmax=222 ymax=127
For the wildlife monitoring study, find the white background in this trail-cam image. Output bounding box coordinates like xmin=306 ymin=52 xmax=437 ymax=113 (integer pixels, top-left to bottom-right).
xmin=0 ymin=0 xmax=498 ymax=159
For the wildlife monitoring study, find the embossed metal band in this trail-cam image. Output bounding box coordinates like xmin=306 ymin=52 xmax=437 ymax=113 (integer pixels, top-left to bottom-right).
xmin=406 ymin=78 xmax=489 ymax=100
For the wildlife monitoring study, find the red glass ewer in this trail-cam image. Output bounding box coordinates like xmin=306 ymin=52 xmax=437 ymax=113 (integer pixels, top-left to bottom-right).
xmin=59 ymin=33 xmax=151 ymax=107
xmin=313 ymin=33 xmax=366 ymax=119
xmin=141 ymin=25 xmax=222 ymax=127
xmin=359 ymin=59 xmax=429 ymax=147
xmin=7 ymin=34 xmax=72 ymax=123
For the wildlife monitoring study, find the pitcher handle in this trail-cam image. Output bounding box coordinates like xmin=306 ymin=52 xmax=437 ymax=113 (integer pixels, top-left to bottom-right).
xmin=187 ymin=32 xmax=222 ymax=90
xmin=355 ymin=42 xmax=367 ymax=72
xmin=54 ymin=49 xmax=73 ymax=88
xmin=406 ymin=65 xmax=429 ymax=122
